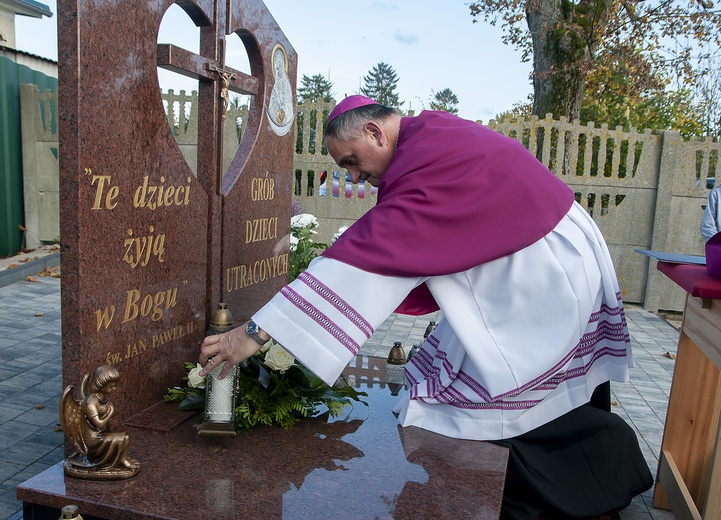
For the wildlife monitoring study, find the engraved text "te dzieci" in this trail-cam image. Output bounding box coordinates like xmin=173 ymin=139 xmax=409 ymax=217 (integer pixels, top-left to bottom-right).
xmin=89 ymin=174 xmax=192 ymax=210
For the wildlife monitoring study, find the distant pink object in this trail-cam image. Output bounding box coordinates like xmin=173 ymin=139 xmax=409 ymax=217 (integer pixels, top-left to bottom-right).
xmin=328 ymin=95 xmax=379 ymax=123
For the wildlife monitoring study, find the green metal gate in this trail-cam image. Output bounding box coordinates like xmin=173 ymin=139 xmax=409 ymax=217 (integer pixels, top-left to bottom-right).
xmin=0 ymin=56 xmax=58 ymax=257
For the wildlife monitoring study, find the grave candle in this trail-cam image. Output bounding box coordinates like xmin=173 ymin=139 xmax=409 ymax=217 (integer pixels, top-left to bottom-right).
xmin=200 ymin=303 xmax=240 ymax=436
xmin=203 ymin=364 xmax=238 ymax=427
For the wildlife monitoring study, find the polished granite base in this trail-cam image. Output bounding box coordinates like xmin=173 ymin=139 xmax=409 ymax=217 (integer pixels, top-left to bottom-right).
xmin=17 ymin=358 xmax=508 ymax=519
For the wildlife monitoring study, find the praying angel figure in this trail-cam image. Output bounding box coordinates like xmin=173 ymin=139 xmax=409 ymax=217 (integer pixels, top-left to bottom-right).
xmin=60 ymin=365 xmax=140 ymax=480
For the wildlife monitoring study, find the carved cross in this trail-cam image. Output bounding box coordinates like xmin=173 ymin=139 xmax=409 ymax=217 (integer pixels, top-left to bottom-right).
xmin=156 ymin=0 xmax=259 ymax=195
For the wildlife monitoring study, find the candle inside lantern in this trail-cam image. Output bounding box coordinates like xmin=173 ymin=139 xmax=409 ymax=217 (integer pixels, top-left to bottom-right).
xmin=204 ymin=363 xmax=237 ymax=423
xmin=199 ymin=303 xmax=239 ymax=435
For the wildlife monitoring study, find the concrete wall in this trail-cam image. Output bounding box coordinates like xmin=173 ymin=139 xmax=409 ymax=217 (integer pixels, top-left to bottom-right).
xmin=20 ymin=83 xmax=58 ymax=246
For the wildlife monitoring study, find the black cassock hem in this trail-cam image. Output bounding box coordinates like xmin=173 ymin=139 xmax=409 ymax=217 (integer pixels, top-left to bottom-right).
xmin=492 ymin=399 xmax=653 ymax=520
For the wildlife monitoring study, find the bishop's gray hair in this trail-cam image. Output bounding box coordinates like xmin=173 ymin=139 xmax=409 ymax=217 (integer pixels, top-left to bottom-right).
xmin=324 ymin=103 xmax=397 ymax=142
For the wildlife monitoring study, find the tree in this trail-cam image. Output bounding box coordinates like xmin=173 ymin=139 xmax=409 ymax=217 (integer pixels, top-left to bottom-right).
xmin=429 ymin=88 xmax=460 ymax=114
xmin=297 ymin=74 xmax=334 ymax=103
xmin=469 ymin=0 xmax=721 ymax=121
xmin=695 ymin=58 xmax=721 ymax=138
xmin=494 ymin=100 xmax=533 ymax=123
xmin=493 ymin=42 xmax=708 ymax=137
xmin=579 ymin=43 xmax=705 ymax=136
xmin=360 ymin=62 xmax=404 ymax=108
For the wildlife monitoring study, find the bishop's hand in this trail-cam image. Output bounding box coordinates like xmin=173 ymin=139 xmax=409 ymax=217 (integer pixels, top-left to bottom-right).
xmin=199 ymin=324 xmax=268 ymax=379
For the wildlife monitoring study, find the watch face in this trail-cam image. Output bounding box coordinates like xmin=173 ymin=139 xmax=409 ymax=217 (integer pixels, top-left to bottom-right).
xmin=246 ymin=321 xmax=258 ymax=334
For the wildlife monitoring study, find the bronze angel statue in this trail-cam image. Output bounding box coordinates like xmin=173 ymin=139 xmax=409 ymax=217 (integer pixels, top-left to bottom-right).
xmin=59 ymin=365 xmax=140 ymax=480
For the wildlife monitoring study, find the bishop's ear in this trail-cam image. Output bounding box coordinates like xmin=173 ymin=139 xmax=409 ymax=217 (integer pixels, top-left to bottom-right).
xmin=363 ymin=121 xmax=384 ymax=144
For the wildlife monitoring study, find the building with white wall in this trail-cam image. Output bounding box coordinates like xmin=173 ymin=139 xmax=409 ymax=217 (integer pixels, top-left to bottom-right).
xmin=0 ymin=0 xmax=56 ymax=77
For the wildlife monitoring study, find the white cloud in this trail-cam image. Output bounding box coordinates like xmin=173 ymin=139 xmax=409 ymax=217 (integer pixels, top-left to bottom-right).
xmin=394 ymin=30 xmax=419 ymax=45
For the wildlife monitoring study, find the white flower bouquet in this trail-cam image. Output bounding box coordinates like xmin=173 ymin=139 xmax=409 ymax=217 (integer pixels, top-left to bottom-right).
xmin=165 ymin=339 xmax=366 ymax=432
xmin=289 ymin=213 xmax=328 ymax=281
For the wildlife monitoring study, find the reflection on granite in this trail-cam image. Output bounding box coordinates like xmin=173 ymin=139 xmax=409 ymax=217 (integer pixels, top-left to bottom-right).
xmin=18 ymin=358 xmax=508 ymax=519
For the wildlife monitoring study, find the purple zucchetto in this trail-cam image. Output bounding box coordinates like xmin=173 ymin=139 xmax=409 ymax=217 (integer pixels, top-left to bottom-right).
xmin=327 ymin=95 xmax=380 ymax=123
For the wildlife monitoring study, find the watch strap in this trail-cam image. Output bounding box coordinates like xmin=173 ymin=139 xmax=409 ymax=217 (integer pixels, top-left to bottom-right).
xmin=245 ymin=320 xmax=267 ymax=346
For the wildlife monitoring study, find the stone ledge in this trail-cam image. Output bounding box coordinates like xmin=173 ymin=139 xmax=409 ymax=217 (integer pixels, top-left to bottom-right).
xmin=0 ymin=253 xmax=60 ymax=289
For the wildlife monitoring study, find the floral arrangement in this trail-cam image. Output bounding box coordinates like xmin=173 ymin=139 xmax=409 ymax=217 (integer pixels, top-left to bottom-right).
xmin=288 ymin=213 xmax=327 ymax=281
xmin=165 ymin=339 xmax=367 ymax=432
xmin=165 ymin=211 xmax=362 ymax=432
xmin=289 ymin=213 xmax=349 ymax=282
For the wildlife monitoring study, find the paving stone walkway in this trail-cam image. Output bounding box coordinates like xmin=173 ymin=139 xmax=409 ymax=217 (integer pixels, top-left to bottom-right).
xmin=0 ymin=269 xmax=678 ymax=519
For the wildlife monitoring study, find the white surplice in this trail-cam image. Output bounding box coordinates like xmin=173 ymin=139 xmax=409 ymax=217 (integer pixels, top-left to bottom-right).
xmin=253 ymin=202 xmax=632 ymax=440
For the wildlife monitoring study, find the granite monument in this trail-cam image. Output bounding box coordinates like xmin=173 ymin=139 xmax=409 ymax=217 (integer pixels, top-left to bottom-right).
xmin=57 ymin=0 xmax=296 ymax=425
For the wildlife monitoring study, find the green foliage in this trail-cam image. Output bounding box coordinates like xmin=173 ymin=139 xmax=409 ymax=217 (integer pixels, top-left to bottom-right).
xmin=164 ymin=352 xmax=367 ymax=433
xmin=164 ymin=362 xmax=204 ymax=408
xmin=494 ymin=101 xmax=533 ymax=123
xmin=429 ymin=88 xmax=460 ymax=115
xmin=580 ymin=44 xmax=706 ymax=136
xmin=469 ymin=0 xmax=721 ymax=124
xmin=298 ymin=74 xmax=335 ymax=103
xmin=693 ymin=59 xmax=721 ymax=138
xmin=492 ymin=44 xmax=708 ymax=138
xmin=233 ymin=363 xmax=366 ymax=432
xmin=295 ymin=111 xmax=304 ymax=154
xmin=360 ymin=62 xmax=404 ymax=108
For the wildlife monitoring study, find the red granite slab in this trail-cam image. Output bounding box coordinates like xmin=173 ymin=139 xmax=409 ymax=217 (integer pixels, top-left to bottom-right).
xmin=57 ymin=0 xmax=296 ymax=426
xmin=18 ymin=379 xmax=508 ymax=519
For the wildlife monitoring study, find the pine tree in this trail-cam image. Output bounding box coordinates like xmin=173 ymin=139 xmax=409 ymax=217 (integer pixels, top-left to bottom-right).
xmin=429 ymin=88 xmax=459 ymax=115
xmin=297 ymin=74 xmax=334 ymax=103
xmin=360 ymin=62 xmax=403 ymax=108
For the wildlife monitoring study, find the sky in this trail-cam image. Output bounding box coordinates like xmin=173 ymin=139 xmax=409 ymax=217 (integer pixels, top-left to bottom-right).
xmin=14 ymin=0 xmax=533 ymax=121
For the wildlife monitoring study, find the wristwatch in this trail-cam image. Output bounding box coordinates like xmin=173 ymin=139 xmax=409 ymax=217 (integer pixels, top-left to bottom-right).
xmin=245 ymin=320 xmax=267 ymax=346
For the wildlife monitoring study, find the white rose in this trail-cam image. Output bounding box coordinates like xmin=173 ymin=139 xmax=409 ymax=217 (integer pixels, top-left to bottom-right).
xmin=259 ymin=339 xmax=273 ymax=354
xmin=289 ymin=235 xmax=299 ymax=252
xmin=263 ymin=343 xmax=295 ymax=373
xmin=187 ymin=363 xmax=206 ymax=389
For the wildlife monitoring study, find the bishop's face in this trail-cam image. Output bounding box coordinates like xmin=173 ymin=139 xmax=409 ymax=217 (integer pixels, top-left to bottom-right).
xmin=326 ymin=124 xmax=395 ymax=187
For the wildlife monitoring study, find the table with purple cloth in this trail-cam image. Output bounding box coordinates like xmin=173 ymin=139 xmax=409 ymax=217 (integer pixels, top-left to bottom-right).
xmin=653 ymin=261 xmax=721 ymax=519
